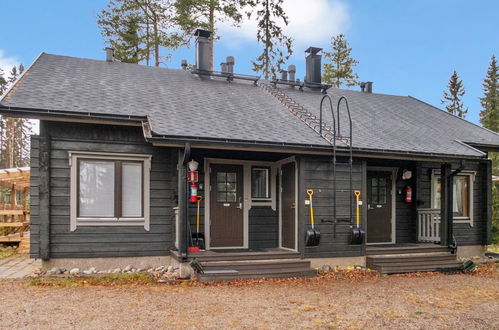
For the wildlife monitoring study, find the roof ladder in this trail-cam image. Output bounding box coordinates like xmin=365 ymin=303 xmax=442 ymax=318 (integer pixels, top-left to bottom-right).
xmin=260 ymin=84 xmax=337 ymax=143
xmin=320 ymin=95 xmax=354 ymax=228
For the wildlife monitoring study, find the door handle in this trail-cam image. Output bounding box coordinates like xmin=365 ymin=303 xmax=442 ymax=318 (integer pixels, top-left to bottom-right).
xmin=236 ymin=197 xmax=243 ymax=209
xmin=291 ymin=203 xmax=296 ymax=209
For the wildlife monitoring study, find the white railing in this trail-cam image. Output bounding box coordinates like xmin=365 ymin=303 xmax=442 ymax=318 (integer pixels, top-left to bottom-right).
xmin=417 ymin=208 xmax=441 ymax=243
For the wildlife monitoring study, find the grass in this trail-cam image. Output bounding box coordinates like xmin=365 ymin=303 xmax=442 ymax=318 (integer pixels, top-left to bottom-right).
xmin=0 ymin=246 xmax=18 ymax=259
xmin=27 ymin=273 xmax=156 ymax=287
xmin=487 ymin=244 xmax=499 ymax=253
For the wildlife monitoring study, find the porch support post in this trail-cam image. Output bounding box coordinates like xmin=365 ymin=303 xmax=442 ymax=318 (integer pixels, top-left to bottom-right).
xmin=481 ymin=160 xmax=492 ymax=245
xmin=177 ymin=143 xmax=191 ymax=260
xmin=440 ymin=163 xmax=451 ymax=246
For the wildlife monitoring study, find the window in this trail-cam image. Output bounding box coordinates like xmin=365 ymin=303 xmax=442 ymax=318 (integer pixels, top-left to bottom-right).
xmin=70 ymin=152 xmax=151 ymax=231
xmin=217 ymin=171 xmax=237 ymax=202
xmin=252 ymin=167 xmax=270 ymax=200
xmin=370 ymin=177 xmax=387 ymax=205
xmin=431 ymin=170 xmax=474 ymax=224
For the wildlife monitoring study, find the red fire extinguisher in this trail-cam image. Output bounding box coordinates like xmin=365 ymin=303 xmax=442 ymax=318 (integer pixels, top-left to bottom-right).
xmin=189 ymin=183 xmax=198 ymax=203
xmin=405 ymin=186 xmax=412 ymax=203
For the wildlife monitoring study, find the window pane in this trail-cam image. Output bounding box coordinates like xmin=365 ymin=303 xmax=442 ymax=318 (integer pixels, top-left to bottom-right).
xmin=252 ymin=168 xmax=269 ymax=199
xmin=79 ymin=160 xmax=115 ymax=217
xmin=217 ymin=192 xmax=227 ymax=202
xmin=217 ymin=172 xmax=226 ymax=182
xmin=227 ymin=192 xmax=237 ymax=202
xmin=227 ymin=172 xmax=236 ymax=182
xmin=453 ymin=176 xmax=469 ymax=217
xmin=122 ymin=163 xmax=143 ymax=217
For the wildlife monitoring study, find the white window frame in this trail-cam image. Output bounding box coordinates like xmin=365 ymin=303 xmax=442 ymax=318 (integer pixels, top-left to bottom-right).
xmin=69 ymin=151 xmax=151 ymax=231
xmin=251 ymin=166 xmax=271 ymax=201
xmin=431 ymin=169 xmax=475 ymax=226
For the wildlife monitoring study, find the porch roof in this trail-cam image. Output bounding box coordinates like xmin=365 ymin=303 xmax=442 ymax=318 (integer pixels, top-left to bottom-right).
xmin=2 ymin=53 xmax=499 ymax=158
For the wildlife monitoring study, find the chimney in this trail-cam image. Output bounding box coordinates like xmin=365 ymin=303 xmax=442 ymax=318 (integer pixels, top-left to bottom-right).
xmin=220 ymin=62 xmax=227 ymax=72
xmin=288 ymin=65 xmax=296 ymax=82
xmin=226 ymin=56 xmax=235 ymax=73
xmin=105 ymin=47 xmax=114 ymax=62
xmin=360 ymin=81 xmax=373 ymax=93
xmin=305 ymin=47 xmax=322 ymax=84
xmin=194 ymin=29 xmax=212 ymax=72
xmin=280 ymin=70 xmax=288 ymax=81
xmin=181 ymin=59 xmax=188 ymax=70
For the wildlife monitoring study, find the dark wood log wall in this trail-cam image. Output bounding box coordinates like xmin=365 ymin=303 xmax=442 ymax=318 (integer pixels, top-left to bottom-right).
xmin=298 ymin=156 xmax=364 ymax=258
xmin=31 ymin=121 xmax=177 ymax=259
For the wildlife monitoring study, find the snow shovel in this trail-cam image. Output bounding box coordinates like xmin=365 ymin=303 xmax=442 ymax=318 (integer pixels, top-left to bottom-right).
xmin=350 ymin=190 xmax=365 ymax=245
xmin=191 ymin=196 xmax=205 ymax=250
xmin=305 ymin=189 xmax=321 ymax=246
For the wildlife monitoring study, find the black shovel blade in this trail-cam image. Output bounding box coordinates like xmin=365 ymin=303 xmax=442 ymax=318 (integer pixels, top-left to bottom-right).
xmin=305 ymin=228 xmax=321 ymax=246
xmin=350 ymin=227 xmax=365 ymax=245
xmin=192 ymin=233 xmax=206 ymax=250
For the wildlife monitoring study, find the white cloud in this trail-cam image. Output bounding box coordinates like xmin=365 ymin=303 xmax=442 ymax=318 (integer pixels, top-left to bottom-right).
xmin=218 ymin=0 xmax=350 ymax=51
xmin=0 ymin=49 xmax=19 ymax=77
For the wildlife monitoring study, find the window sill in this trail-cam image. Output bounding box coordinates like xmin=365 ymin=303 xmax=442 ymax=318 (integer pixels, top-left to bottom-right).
xmin=72 ymin=218 xmax=149 ymax=231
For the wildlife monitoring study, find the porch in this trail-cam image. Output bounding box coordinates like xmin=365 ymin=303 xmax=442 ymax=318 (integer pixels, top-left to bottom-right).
xmin=366 ymin=243 xmax=461 ymax=274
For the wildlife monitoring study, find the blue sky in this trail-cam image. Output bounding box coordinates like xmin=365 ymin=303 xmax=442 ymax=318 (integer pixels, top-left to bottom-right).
xmin=1 ymin=0 xmax=498 ymax=125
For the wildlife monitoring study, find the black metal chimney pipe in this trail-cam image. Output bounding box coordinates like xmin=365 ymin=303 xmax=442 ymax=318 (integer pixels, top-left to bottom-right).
xmin=305 ymin=47 xmax=322 ymax=84
xmin=288 ymin=65 xmax=296 ymax=82
xmin=194 ymin=29 xmax=212 ymax=72
xmin=105 ymin=47 xmax=114 ymax=62
xmin=226 ymin=56 xmax=235 ymax=73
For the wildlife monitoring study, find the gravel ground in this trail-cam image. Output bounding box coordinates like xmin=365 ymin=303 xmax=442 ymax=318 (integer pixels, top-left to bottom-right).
xmin=1 ymin=264 xmax=498 ymax=329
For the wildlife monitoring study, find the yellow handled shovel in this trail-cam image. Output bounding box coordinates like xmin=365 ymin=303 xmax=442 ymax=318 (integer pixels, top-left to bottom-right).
xmin=305 ymin=189 xmax=320 ymax=246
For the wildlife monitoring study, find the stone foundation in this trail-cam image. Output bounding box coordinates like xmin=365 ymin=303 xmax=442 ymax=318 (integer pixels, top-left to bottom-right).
xmin=41 ymin=256 xmax=171 ymax=271
xmin=456 ymin=245 xmax=486 ymax=258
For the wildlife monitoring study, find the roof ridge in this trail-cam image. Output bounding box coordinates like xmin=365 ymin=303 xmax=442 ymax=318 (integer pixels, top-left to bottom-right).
xmin=0 ymin=52 xmax=45 ymax=104
xmin=407 ymin=95 xmax=499 ymax=138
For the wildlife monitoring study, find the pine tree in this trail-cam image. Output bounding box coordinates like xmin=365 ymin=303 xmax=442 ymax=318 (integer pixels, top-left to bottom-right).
xmin=479 ymin=55 xmax=499 ymax=131
xmin=441 ymin=70 xmax=468 ymax=118
xmin=322 ymin=34 xmax=359 ymax=88
xmin=479 ymin=55 xmax=499 ymax=243
xmin=0 ymin=65 xmax=32 ymax=169
xmin=98 ymin=0 xmax=186 ymax=66
xmin=251 ymin=0 xmax=292 ymax=80
xmin=174 ymin=0 xmax=252 ymax=71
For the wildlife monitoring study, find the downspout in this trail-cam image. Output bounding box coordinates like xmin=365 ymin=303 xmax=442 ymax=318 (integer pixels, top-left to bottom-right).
xmin=440 ymin=161 xmax=464 ymax=253
xmin=177 ymin=143 xmax=191 ymax=260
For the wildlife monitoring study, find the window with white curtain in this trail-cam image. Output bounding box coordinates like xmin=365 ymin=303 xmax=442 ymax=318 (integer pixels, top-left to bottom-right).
xmin=431 ymin=170 xmax=474 ymax=224
xmin=70 ymin=152 xmax=150 ymax=231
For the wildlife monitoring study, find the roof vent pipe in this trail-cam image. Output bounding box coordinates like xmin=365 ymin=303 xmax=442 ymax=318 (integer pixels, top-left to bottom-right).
xmin=305 ymin=47 xmax=322 ymax=84
xmin=194 ymin=29 xmax=212 ymax=72
xmin=288 ymin=65 xmax=296 ymax=82
xmin=220 ymin=62 xmax=228 ymax=72
xmin=280 ymin=70 xmax=288 ymax=81
xmin=181 ymin=59 xmax=188 ymax=70
xmin=105 ymin=47 xmax=114 ymax=62
xmin=226 ymin=56 xmax=235 ymax=73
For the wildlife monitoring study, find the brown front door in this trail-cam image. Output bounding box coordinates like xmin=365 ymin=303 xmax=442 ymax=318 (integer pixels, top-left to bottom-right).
xmin=281 ymin=162 xmax=296 ymax=250
xmin=367 ymin=171 xmax=393 ymax=243
xmin=210 ymin=164 xmax=244 ymax=247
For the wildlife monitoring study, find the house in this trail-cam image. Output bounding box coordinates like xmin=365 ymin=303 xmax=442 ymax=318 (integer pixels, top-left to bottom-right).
xmin=1 ymin=30 xmax=498 ymax=280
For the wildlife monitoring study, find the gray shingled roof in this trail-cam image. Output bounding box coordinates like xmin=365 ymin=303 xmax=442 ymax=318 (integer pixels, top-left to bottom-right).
xmin=2 ymin=53 xmax=499 ymax=157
